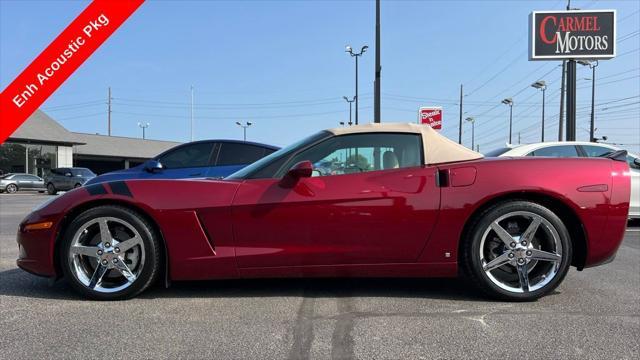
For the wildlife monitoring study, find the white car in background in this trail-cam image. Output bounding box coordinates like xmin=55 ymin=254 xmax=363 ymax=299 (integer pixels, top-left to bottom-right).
xmin=485 ymin=141 xmax=640 ymax=219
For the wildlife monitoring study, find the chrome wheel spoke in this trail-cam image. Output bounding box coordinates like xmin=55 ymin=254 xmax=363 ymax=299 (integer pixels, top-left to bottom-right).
xmin=113 ymin=258 xmax=136 ymax=283
xmin=115 ymin=235 xmax=142 ymax=253
xmin=521 ymin=217 xmax=541 ymax=243
xmin=517 ymin=263 xmax=530 ymax=292
xmin=98 ymin=219 xmax=112 ymax=244
xmin=490 ymin=221 xmax=514 ymax=247
xmin=71 ymin=245 xmax=101 ymax=258
xmin=480 ymin=210 xmax=563 ymax=294
xmin=88 ymin=264 xmax=109 ymax=289
xmin=483 ymin=252 xmax=511 ymax=271
xmin=529 ymin=248 xmax=561 ymax=262
xmin=70 ymin=216 xmax=146 ymax=293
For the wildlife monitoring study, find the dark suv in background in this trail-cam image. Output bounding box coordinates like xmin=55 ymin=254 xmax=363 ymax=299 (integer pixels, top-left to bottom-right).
xmin=45 ymin=167 xmax=96 ymax=195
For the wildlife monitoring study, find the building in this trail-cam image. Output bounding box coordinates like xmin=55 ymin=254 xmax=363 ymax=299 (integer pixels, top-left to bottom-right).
xmin=1 ymin=110 xmax=180 ymax=176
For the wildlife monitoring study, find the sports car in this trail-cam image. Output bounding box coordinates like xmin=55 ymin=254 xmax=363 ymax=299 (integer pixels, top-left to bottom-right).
xmin=16 ymin=123 xmax=631 ymax=301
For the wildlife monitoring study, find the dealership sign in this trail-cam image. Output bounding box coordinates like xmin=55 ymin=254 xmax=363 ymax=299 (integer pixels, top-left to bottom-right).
xmin=529 ymin=10 xmax=616 ymax=60
xmin=418 ymin=107 xmax=442 ymax=130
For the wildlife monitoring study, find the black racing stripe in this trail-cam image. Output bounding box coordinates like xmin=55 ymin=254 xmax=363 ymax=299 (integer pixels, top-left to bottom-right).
xmin=108 ymin=181 xmax=133 ymax=197
xmin=85 ymin=184 xmax=107 ymax=196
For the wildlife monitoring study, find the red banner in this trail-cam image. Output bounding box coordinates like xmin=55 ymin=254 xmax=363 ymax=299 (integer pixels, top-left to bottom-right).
xmin=0 ymin=0 xmax=144 ymax=143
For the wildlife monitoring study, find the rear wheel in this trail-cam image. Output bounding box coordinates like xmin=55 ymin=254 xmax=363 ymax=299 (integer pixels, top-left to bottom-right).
xmin=60 ymin=205 xmax=161 ymax=300
xmin=6 ymin=184 xmax=18 ymax=193
xmin=74 ymin=183 xmax=82 ymax=188
xmin=47 ymin=183 xmax=57 ymax=195
xmin=462 ymin=201 xmax=571 ymax=301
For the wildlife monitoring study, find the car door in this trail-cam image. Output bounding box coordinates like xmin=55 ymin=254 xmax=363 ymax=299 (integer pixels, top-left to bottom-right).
xmin=231 ymin=132 xmax=441 ymax=268
xmin=14 ymin=175 xmax=32 ymax=189
xmin=210 ymin=142 xmax=271 ymax=178
xmin=154 ymin=141 xmax=216 ymax=179
xmin=23 ymin=175 xmax=41 ymax=189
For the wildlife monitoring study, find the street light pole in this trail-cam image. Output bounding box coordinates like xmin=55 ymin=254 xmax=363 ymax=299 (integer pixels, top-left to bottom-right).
xmin=346 ymin=45 xmax=368 ymax=125
xmin=235 ymin=121 xmax=252 ymax=141
xmin=465 ymin=117 xmax=475 ymax=150
xmin=579 ymin=60 xmax=599 ymax=142
xmin=138 ymin=122 xmax=149 ymax=139
xmin=531 ymin=80 xmax=547 ymax=142
xmin=501 ymin=98 xmax=514 ymax=144
xmin=343 ymin=96 xmax=355 ymax=125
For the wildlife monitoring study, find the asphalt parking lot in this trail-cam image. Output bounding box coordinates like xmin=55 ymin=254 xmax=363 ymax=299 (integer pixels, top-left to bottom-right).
xmin=0 ymin=193 xmax=638 ymax=359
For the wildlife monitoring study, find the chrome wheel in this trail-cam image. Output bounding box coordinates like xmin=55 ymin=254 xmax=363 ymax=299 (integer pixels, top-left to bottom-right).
xmin=6 ymin=184 xmax=17 ymax=193
xmin=479 ymin=211 xmax=562 ymax=293
xmin=68 ymin=216 xmax=145 ymax=293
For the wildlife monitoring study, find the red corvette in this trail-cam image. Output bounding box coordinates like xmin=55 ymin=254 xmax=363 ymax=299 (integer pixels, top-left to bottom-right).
xmin=16 ymin=123 xmax=630 ymax=301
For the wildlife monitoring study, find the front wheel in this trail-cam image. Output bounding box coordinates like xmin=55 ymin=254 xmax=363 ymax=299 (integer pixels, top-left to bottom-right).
xmin=462 ymin=201 xmax=572 ymax=301
xmin=47 ymin=183 xmax=57 ymax=195
xmin=60 ymin=205 xmax=161 ymax=300
xmin=6 ymin=184 xmax=18 ymax=193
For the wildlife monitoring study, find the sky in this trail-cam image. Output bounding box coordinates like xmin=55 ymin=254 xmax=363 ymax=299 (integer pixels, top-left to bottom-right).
xmin=1 ymin=0 xmax=639 ymax=153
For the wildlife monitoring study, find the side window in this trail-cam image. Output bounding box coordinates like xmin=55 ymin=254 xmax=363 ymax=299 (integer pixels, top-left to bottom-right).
xmin=14 ymin=175 xmax=29 ymax=181
xmin=528 ymin=145 xmax=579 ymax=158
xmin=284 ymin=133 xmax=422 ymax=177
xmin=27 ymin=175 xmax=41 ymax=181
xmin=216 ymin=143 xmax=266 ymax=166
xmin=581 ymin=145 xmax=614 ymax=157
xmin=158 ymin=142 xmax=214 ymax=169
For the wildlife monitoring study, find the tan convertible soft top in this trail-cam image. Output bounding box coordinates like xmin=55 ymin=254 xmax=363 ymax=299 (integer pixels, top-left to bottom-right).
xmin=327 ymin=122 xmax=483 ymax=165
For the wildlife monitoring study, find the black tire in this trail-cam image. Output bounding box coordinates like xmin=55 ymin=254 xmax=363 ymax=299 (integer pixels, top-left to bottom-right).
xmin=5 ymin=183 xmax=18 ymax=194
xmin=47 ymin=183 xmax=57 ymax=195
xmin=461 ymin=200 xmax=572 ymax=301
xmin=59 ymin=205 xmax=161 ymax=300
xmin=74 ymin=183 xmax=82 ymax=188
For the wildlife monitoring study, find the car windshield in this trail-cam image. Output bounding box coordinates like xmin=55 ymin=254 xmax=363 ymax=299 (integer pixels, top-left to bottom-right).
xmin=484 ymin=147 xmax=512 ymax=157
xmin=226 ymin=131 xmax=330 ymax=180
xmin=0 ymin=174 xmax=12 ymax=179
xmin=71 ymin=168 xmax=95 ymax=177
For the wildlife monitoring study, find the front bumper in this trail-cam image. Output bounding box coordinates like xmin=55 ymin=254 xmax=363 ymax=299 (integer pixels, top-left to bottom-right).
xmin=16 ymin=211 xmax=58 ymax=277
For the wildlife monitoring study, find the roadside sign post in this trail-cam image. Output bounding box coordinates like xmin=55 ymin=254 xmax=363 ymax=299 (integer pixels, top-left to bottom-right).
xmin=418 ymin=107 xmax=443 ymax=130
xmin=529 ymin=10 xmax=616 ymax=141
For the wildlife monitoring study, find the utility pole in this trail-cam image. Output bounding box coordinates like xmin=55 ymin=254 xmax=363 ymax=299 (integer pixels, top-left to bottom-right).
xmin=531 ymin=80 xmax=547 ymax=142
xmin=579 ymin=60 xmax=599 ymax=142
xmin=138 ymin=122 xmax=149 ymax=139
xmin=190 ymin=86 xmax=194 ymax=142
xmin=465 ymin=117 xmax=475 ymax=150
xmin=107 ymin=87 xmax=112 ymax=136
xmin=518 ymin=132 xmax=521 ymax=144
xmin=343 ymin=96 xmax=355 ymax=125
xmin=559 ymin=61 xmax=566 ymax=141
xmin=566 ymin=60 xmax=577 ymax=141
xmin=565 ymin=0 xmax=577 ymax=141
xmin=374 ymin=0 xmax=381 ymax=123
xmin=501 ymin=98 xmax=514 ymax=144
xmin=346 ymin=45 xmax=368 ymax=125
xmin=458 ymin=84 xmax=463 ymax=144
xmin=235 ymin=121 xmax=252 ymax=141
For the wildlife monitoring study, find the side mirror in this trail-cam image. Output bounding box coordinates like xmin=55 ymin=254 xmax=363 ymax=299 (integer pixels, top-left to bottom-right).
xmin=286 ymin=160 xmax=313 ymax=179
xmin=64 ymin=172 xmax=72 ymax=177
xmin=634 ymin=158 xmax=640 ymax=166
xmin=279 ymin=161 xmax=313 ymax=187
xmin=144 ymin=160 xmax=164 ymax=173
